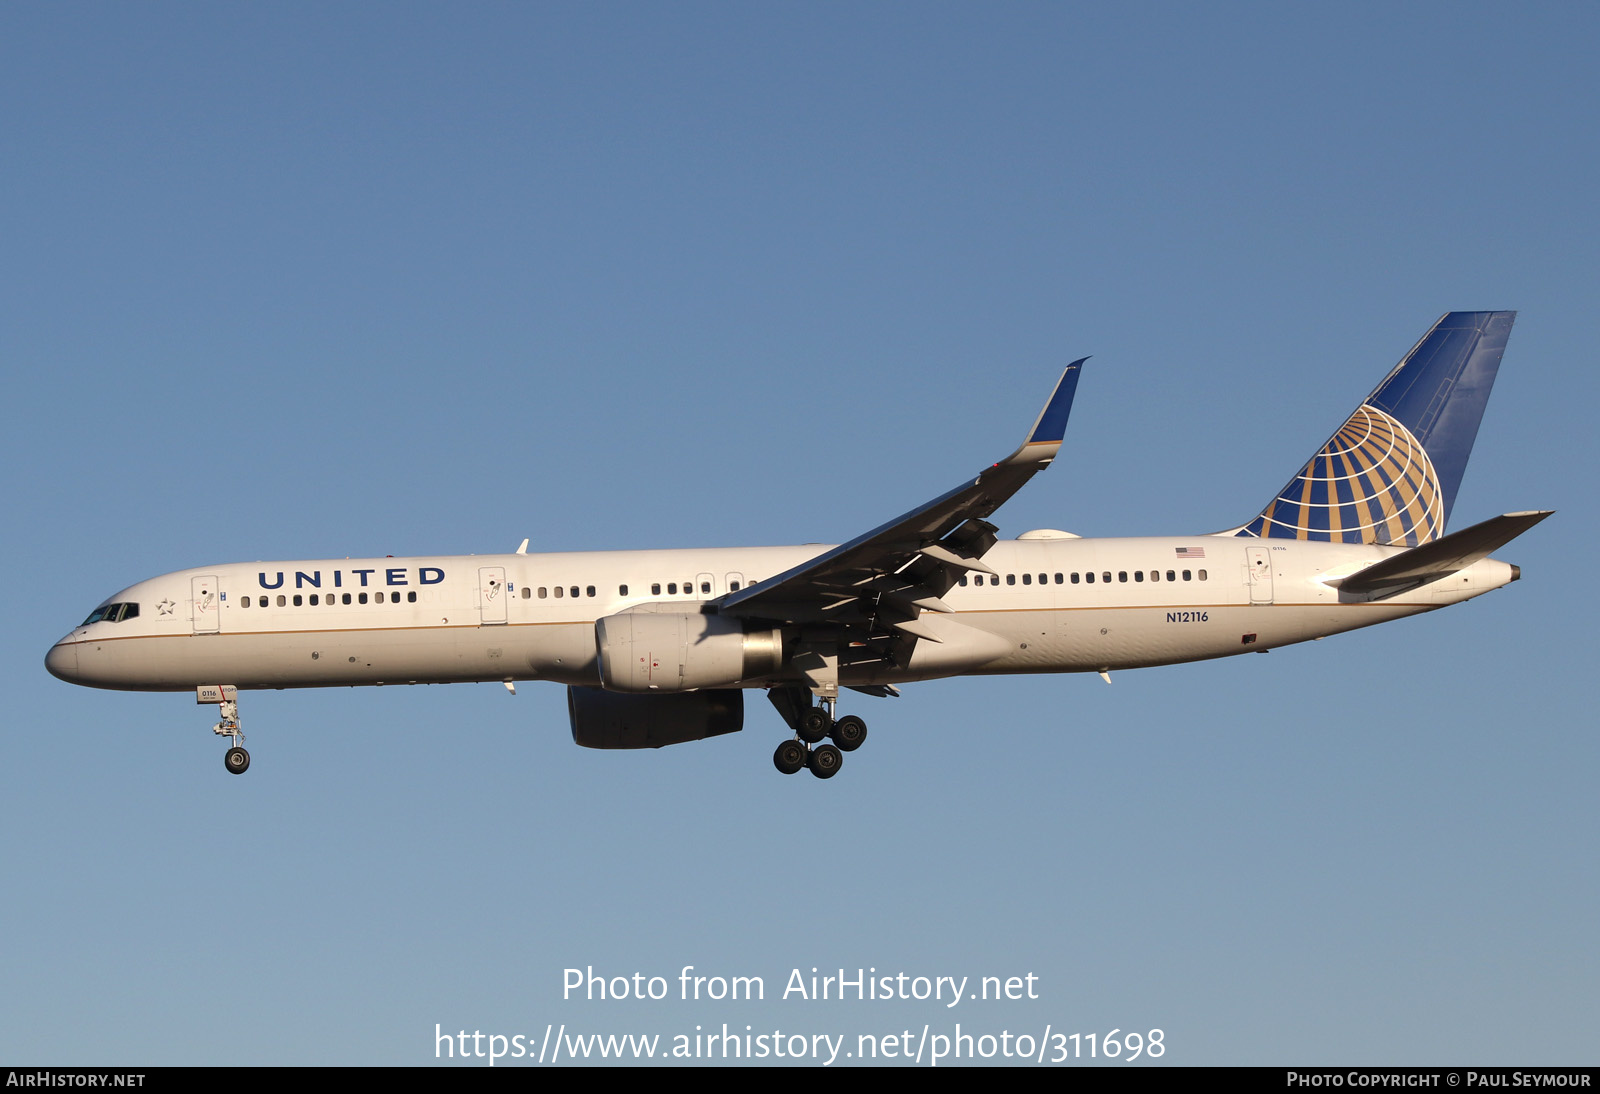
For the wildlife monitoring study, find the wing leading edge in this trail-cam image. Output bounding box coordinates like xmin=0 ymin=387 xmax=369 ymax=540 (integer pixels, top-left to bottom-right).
xmin=721 ymin=359 xmax=1086 ymax=629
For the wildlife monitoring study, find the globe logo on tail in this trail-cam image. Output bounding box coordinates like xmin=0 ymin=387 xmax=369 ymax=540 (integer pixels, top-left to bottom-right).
xmin=1241 ymin=404 xmax=1444 ymax=546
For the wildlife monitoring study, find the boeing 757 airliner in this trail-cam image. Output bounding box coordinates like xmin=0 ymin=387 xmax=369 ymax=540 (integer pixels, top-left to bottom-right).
xmin=46 ymin=311 xmax=1549 ymax=780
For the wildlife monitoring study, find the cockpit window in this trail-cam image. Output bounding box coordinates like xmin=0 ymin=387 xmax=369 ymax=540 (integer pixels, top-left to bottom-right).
xmin=80 ymin=602 xmax=138 ymax=626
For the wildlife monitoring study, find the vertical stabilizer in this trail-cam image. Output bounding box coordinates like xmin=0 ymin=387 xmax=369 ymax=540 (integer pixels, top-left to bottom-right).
xmin=1237 ymin=311 xmax=1515 ymax=546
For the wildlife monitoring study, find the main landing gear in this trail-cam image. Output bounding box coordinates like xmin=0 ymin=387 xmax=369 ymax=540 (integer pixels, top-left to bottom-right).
xmin=768 ymin=689 xmax=868 ymax=780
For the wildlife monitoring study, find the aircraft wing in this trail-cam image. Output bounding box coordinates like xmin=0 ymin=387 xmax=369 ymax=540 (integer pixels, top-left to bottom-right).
xmin=720 ymin=359 xmax=1086 ymax=633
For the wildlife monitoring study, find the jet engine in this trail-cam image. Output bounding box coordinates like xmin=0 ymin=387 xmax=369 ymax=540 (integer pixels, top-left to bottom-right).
xmin=594 ymin=607 xmax=783 ymax=693
xmin=567 ymin=686 xmax=744 ymax=749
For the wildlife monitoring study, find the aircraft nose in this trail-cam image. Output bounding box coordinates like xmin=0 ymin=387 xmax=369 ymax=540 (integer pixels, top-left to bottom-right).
xmin=45 ymin=640 xmax=79 ymax=683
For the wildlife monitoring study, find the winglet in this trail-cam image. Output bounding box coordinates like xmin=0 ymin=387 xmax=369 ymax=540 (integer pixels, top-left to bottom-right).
xmin=1003 ymin=357 xmax=1088 ymax=466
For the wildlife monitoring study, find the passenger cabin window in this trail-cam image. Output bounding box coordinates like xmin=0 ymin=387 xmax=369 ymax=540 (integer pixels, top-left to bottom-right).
xmin=521 ymin=586 xmax=530 ymax=598
xmin=667 ymin=583 xmax=677 ymax=595
xmin=1006 ymin=574 xmax=1016 ymax=586
xmin=276 ymin=594 xmax=287 ymax=607
xmin=619 ymin=585 xmax=628 ymax=596
xmin=408 ymin=591 xmax=417 ymax=602
xmin=539 ymin=587 xmax=548 ymax=598
xmin=652 ymin=583 xmax=662 ymax=595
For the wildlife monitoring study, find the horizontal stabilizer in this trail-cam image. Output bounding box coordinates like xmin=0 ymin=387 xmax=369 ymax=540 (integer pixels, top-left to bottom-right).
xmin=1336 ymin=510 xmax=1552 ymax=597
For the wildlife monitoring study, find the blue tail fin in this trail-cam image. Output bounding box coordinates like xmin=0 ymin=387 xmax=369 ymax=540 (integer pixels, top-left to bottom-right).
xmin=1237 ymin=311 xmax=1515 ymax=546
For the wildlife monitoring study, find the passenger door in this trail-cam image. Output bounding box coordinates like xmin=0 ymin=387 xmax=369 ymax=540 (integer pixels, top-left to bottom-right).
xmin=191 ymin=575 xmax=220 ymax=634
xmin=478 ymin=566 xmax=508 ymax=624
xmin=1246 ymin=547 xmax=1274 ymax=605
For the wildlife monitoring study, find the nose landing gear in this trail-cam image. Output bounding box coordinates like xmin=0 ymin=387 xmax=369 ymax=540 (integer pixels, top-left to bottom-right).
xmin=198 ymin=686 xmax=250 ymax=775
xmin=224 ymin=744 xmax=251 ymax=774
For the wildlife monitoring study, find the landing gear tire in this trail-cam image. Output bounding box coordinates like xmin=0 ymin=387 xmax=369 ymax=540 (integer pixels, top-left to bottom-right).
xmin=807 ymin=743 xmax=843 ymax=779
xmin=773 ymin=740 xmax=808 ymax=775
xmin=799 ymin=708 xmax=832 ymax=743
xmin=830 ymin=715 xmax=867 ymax=752
xmin=224 ymin=746 xmax=251 ymax=775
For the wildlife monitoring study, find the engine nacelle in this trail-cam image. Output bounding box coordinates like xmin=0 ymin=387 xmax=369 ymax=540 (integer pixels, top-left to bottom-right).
xmin=595 ymin=607 xmax=783 ymax=693
xmin=567 ymin=686 xmax=744 ymax=749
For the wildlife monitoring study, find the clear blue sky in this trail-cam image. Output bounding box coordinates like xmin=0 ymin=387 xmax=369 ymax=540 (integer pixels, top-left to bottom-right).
xmin=2 ymin=3 xmax=1594 ymax=1066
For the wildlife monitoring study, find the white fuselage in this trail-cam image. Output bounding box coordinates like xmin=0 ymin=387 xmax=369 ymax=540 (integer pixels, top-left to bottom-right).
xmin=45 ymin=534 xmax=1518 ymax=694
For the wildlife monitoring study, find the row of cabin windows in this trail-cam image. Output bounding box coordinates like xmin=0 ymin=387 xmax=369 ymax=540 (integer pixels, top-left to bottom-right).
xmin=244 ymin=581 xmax=759 ymax=608
xmin=242 ymin=591 xmax=418 ymax=608
xmin=236 ymin=570 xmax=1199 ymax=608
xmin=959 ymin=569 xmax=1207 ymax=587
xmin=520 ymin=579 xmax=747 ymax=600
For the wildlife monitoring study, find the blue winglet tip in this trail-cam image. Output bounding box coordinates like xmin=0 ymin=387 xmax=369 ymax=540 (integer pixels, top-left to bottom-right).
xmin=1026 ymin=356 xmax=1089 ymax=445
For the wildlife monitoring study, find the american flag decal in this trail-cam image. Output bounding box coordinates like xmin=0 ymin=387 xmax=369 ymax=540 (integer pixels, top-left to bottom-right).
xmin=1175 ymin=546 xmax=1206 ymax=559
